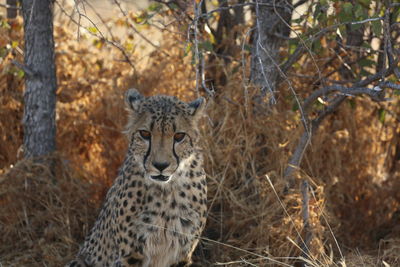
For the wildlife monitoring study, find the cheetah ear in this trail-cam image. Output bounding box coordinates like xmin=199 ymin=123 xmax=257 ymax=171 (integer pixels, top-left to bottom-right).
xmin=188 ymin=97 xmax=206 ymax=119
xmin=125 ymin=88 xmax=144 ymax=112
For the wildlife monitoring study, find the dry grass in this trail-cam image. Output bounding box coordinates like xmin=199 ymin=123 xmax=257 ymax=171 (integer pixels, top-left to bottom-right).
xmin=1 ymin=15 xmax=400 ymax=267
xmin=0 ymin=156 xmax=98 ymax=266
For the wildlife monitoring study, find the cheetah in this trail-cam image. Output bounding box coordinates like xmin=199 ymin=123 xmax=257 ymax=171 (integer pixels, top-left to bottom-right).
xmin=67 ymin=89 xmax=207 ymax=267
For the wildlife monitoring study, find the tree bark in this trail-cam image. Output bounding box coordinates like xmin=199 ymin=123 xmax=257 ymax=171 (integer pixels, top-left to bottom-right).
xmin=21 ymin=0 xmax=57 ymax=158
xmin=250 ymin=0 xmax=292 ymax=102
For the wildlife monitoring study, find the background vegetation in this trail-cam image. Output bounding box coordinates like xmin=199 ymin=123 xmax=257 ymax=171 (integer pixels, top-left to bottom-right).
xmin=1 ymin=0 xmax=400 ymax=266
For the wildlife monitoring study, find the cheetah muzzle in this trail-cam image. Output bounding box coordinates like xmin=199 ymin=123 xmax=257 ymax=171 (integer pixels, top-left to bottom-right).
xmin=66 ymin=89 xmax=208 ymax=267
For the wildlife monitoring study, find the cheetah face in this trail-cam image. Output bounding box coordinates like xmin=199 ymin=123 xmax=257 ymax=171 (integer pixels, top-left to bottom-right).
xmin=125 ymin=89 xmax=205 ymax=183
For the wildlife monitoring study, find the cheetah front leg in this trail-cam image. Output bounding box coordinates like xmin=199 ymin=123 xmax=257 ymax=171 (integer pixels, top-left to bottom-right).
xmin=170 ymin=238 xmax=201 ymax=267
xmin=114 ymin=252 xmax=144 ymax=267
xmin=65 ymin=257 xmax=90 ymax=267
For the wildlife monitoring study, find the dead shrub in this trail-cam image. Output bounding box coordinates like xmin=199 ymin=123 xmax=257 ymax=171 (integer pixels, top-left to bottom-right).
xmin=0 ymin=155 xmax=98 ymax=266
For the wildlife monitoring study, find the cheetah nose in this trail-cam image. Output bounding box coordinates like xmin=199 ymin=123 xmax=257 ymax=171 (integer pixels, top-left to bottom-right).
xmin=152 ymin=162 xmax=170 ymax=172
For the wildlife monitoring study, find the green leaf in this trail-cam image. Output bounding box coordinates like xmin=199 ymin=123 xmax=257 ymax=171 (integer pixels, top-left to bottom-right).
xmin=199 ymin=41 xmax=213 ymax=52
xmin=354 ymin=4 xmax=366 ymax=19
xmin=16 ymin=69 xmax=25 ymax=79
xmin=169 ymin=3 xmax=179 ymax=10
xmin=350 ymin=23 xmax=362 ymax=31
xmin=358 ymin=58 xmax=375 ymax=68
xmin=288 ymin=39 xmax=299 ymax=54
xmin=87 ymin=27 xmax=98 ymax=34
xmin=148 ymin=3 xmax=162 ymax=12
xmin=371 ymin=20 xmax=382 ymax=36
xmin=0 ymin=47 xmax=7 ymax=58
xmin=378 ymin=108 xmax=386 ymax=124
xmin=208 ymin=32 xmax=216 ymax=44
xmin=314 ymin=3 xmax=322 ymax=18
xmin=11 ymin=40 xmax=19 ymax=48
xmin=338 ymin=25 xmax=347 ymax=38
xmin=292 ymin=18 xmax=303 ymax=24
xmin=343 ymin=2 xmax=353 ymax=14
xmin=292 ymin=100 xmax=299 ymax=111
xmin=348 ymin=99 xmax=356 ymax=109
xmin=357 ymin=0 xmax=371 ymax=8
xmin=313 ymin=100 xmax=325 ymax=111
xmin=317 ymin=13 xmax=328 ymax=24
xmin=312 ymin=39 xmax=322 ymax=53
xmin=124 ymin=41 xmax=134 ymax=52
xmin=184 ymin=43 xmax=192 ymax=57
xmin=338 ymin=10 xmax=352 ymax=23
xmin=133 ymin=12 xmax=149 ymax=24
xmin=361 ymin=43 xmax=372 ymax=49
xmin=232 ymin=65 xmax=240 ymax=74
xmin=360 ymin=68 xmax=372 ymax=76
xmin=243 ymin=44 xmax=252 ymax=52
xmin=0 ymin=20 xmax=11 ymax=29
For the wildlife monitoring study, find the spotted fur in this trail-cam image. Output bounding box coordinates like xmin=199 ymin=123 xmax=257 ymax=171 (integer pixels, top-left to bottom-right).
xmin=67 ymin=89 xmax=207 ymax=267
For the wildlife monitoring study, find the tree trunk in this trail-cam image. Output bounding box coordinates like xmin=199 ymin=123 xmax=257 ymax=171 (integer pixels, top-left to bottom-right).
xmin=21 ymin=0 xmax=57 ymax=158
xmin=250 ymin=0 xmax=292 ymax=103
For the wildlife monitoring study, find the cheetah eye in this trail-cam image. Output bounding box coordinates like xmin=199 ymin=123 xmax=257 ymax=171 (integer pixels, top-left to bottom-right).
xmin=139 ymin=130 xmax=151 ymax=140
xmin=174 ymin=132 xmax=186 ymax=142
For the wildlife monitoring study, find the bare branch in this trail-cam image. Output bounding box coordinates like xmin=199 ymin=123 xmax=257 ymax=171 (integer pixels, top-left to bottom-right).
xmin=54 ymin=1 xmax=137 ymax=72
xmin=303 ymin=85 xmax=386 ymax=112
xmin=0 ymin=3 xmax=20 ymax=9
xmin=12 ymin=60 xmax=38 ymax=78
xmin=280 ymin=16 xmax=385 ymax=76
xmin=192 ymin=0 xmax=201 ymax=97
xmin=201 ymin=2 xmax=289 ymax=18
xmin=284 ymin=50 xmax=398 ymax=184
xmin=380 ymin=81 xmax=400 ymax=90
xmin=300 ymin=180 xmax=311 ymax=262
xmin=190 ymin=0 xmax=214 ymax=97
xmin=112 ymin=0 xmax=170 ymax=57
xmin=284 ymin=95 xmax=346 ymax=181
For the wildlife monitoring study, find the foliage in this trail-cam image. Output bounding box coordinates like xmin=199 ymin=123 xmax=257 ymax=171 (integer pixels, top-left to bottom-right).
xmin=1 ymin=0 xmax=400 ymax=266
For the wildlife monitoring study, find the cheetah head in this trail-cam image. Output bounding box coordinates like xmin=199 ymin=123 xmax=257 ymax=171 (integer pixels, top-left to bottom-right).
xmin=124 ymin=89 xmax=206 ymax=183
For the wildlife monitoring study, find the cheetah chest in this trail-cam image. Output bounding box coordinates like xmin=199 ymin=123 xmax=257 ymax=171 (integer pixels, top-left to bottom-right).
xmin=141 ymin=193 xmax=201 ymax=256
xmin=118 ymin=178 xmax=206 ymax=266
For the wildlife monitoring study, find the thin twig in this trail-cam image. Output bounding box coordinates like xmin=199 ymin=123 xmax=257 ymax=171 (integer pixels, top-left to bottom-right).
xmin=303 ymin=85 xmax=387 ymax=112
xmin=192 ymin=0 xmax=201 ymax=96
xmin=54 ymin=1 xmax=137 ymax=72
xmin=300 ymin=180 xmax=311 ymax=265
xmin=280 ymin=16 xmax=385 ymax=76
xmin=241 ymin=27 xmax=254 ymax=110
xmin=201 ymin=2 xmax=289 ymax=18
xmin=113 ymin=0 xmax=170 ymax=57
